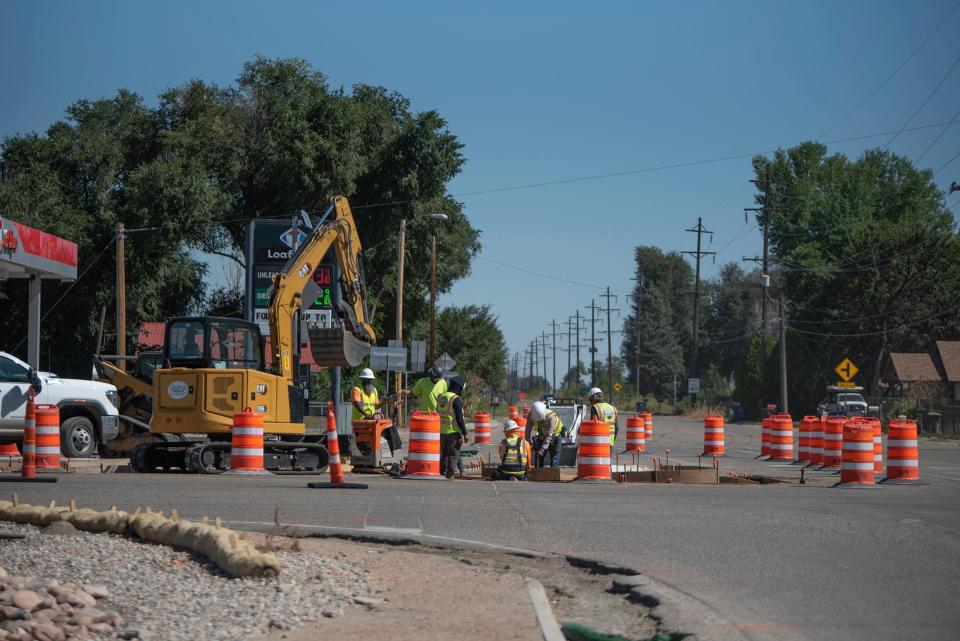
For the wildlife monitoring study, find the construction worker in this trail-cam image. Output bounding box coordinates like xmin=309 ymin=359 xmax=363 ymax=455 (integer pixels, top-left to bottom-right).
xmin=437 ymin=376 xmax=469 ymax=478
xmin=587 ymin=387 xmax=618 ymax=446
xmin=494 ymin=419 xmax=531 ymax=480
xmin=409 ymin=366 xmax=447 ymax=412
xmin=529 ymin=401 xmax=564 ymax=468
xmin=351 ymin=368 xmax=385 ymax=420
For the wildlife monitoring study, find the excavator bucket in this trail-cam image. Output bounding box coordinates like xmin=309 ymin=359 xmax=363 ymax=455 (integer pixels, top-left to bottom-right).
xmin=309 ymin=326 xmax=370 ymax=368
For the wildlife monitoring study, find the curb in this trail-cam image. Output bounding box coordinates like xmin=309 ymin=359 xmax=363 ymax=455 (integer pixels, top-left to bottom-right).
xmin=223 ymin=520 xmax=749 ymax=641
xmin=526 ymin=577 xmax=566 ymax=641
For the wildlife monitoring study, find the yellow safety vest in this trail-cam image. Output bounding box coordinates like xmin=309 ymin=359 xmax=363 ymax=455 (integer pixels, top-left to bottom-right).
xmin=352 ymin=387 xmax=380 ymax=420
xmin=532 ymin=411 xmax=564 ymax=438
xmin=594 ymin=402 xmax=617 ymax=445
xmin=436 ymin=391 xmax=461 ymax=435
xmin=500 ymin=435 xmax=527 ymax=475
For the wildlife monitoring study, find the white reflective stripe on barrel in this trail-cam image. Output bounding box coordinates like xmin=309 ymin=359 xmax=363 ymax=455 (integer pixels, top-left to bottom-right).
xmin=843 ymin=442 xmax=873 ymax=451
xmin=231 ymin=448 xmax=263 ymax=457
xmin=842 ymin=462 xmax=874 ymax=471
xmin=580 ymin=435 xmax=610 ymax=444
xmin=232 ymin=427 xmax=263 ymax=436
xmin=329 ymin=454 xmax=341 ymax=465
xmin=36 ymin=426 xmax=59 ymax=435
xmin=886 ymin=459 xmax=918 ymax=466
xmin=409 ymin=432 xmax=440 ymax=441
xmin=407 ymin=452 xmax=440 ymax=461
xmin=887 ymin=439 xmax=918 ymax=447
xmin=578 ymin=457 xmax=611 ymax=465
xmin=35 ymin=447 xmax=60 ymax=454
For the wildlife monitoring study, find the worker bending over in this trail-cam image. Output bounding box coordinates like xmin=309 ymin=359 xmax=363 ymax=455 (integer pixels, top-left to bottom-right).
xmin=351 ymin=368 xmax=386 ymax=420
xmin=494 ymin=419 xmax=531 ymax=480
xmin=436 ymin=376 xmax=469 ymax=478
xmin=529 ymin=401 xmax=564 ymax=467
xmin=587 ymin=387 xmax=618 ymax=446
xmin=409 ymin=367 xmax=447 ymax=411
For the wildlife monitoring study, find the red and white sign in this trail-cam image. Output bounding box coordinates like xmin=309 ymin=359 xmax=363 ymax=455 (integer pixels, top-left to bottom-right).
xmin=0 ymin=216 xmax=77 ymax=280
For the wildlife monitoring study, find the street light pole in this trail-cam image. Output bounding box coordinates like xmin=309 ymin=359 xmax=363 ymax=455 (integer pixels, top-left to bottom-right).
xmin=430 ymin=234 xmax=437 ymax=367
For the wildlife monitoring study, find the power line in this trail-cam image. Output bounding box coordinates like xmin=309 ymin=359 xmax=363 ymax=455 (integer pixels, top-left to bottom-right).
xmin=476 ymin=256 xmax=631 ymax=293
xmin=915 ymin=104 xmax=960 ymax=164
xmin=882 ymin=49 xmax=960 ymax=150
xmin=936 ymin=149 xmax=960 ymax=175
xmin=786 ymin=301 xmax=960 ymax=338
xmin=818 ymin=0 xmax=960 ymax=140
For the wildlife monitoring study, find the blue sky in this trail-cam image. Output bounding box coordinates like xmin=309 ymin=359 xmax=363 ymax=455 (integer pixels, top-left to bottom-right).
xmin=2 ymin=0 xmax=959 ymax=372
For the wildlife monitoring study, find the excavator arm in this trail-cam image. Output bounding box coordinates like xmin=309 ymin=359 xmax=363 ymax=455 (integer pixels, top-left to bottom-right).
xmin=268 ymin=195 xmax=376 ymax=382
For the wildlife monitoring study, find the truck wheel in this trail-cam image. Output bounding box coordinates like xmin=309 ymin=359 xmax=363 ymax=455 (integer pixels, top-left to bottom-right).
xmin=60 ymin=416 xmax=98 ymax=458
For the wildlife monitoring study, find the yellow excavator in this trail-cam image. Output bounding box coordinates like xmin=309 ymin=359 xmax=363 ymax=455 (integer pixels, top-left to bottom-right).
xmin=129 ymin=195 xmax=376 ymax=473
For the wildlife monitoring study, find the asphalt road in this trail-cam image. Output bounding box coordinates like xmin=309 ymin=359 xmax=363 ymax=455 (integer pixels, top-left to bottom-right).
xmin=4 ymin=416 xmax=960 ymax=641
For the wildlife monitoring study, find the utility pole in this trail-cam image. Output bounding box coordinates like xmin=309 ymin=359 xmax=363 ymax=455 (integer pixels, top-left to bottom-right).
xmin=586 ymin=300 xmax=599 ymax=388
xmin=574 ymin=310 xmax=582 ymax=398
xmin=779 ymin=293 xmax=788 ymax=413
xmin=541 ymin=331 xmax=549 ymax=394
xmin=599 ymin=287 xmax=619 ymax=397
xmin=429 ymin=235 xmax=437 ymax=366
xmin=745 ymin=165 xmax=774 ymax=374
xmin=550 ymin=319 xmax=558 ymax=393
xmin=115 ymin=222 xmax=126 ymax=371
xmin=682 ymin=217 xmax=715 ymax=376
xmin=530 ymin=340 xmax=537 ymax=393
xmin=565 ymin=316 xmax=575 ymax=392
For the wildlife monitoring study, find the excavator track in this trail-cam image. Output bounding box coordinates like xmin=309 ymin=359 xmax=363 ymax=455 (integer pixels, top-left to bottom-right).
xmin=130 ymin=440 xmax=329 ymax=474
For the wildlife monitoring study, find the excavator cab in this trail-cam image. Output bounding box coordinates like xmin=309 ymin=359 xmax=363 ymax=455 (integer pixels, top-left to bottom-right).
xmin=165 ymin=317 xmax=264 ymax=371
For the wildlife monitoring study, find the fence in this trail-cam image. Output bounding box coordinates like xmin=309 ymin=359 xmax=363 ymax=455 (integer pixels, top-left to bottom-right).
xmin=875 ymin=398 xmax=960 ymax=436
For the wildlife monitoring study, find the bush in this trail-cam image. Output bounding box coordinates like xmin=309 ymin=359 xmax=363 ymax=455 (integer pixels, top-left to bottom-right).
xmin=673 ymin=396 xmax=691 ymax=415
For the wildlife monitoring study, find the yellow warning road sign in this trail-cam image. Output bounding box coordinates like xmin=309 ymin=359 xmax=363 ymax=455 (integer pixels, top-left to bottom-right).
xmin=614 ymin=383 xmax=622 ymax=392
xmin=835 ymin=358 xmax=859 ymax=382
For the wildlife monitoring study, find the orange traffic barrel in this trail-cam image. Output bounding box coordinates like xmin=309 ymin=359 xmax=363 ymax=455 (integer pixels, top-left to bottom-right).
xmin=576 ymin=420 xmax=612 ymax=482
xmin=759 ymin=417 xmax=772 ymax=458
xmin=821 ymin=416 xmax=846 ymax=469
xmin=702 ymin=415 xmax=724 ymax=456
xmin=21 ymin=394 xmax=36 ymax=479
xmin=768 ymin=414 xmax=794 ymax=461
xmin=641 ymin=411 xmax=653 ymax=441
xmin=516 ymin=416 xmax=528 ymax=441
xmin=473 ymin=412 xmax=492 ymax=444
xmin=508 ymin=406 xmax=520 ymax=420
xmin=808 ymin=416 xmax=825 ymax=467
xmin=625 ymin=416 xmax=645 ymax=452
xmin=796 ymin=416 xmax=815 ymax=464
xmin=34 ymin=405 xmax=61 ymax=470
xmin=838 ymin=417 xmax=876 ymax=486
xmin=403 ymin=411 xmax=445 ymax=480
xmin=0 ymin=443 xmax=20 ymax=459
xmin=869 ymin=417 xmax=883 ymax=475
xmin=882 ymin=418 xmax=924 ymax=484
xmin=228 ymin=408 xmax=268 ymax=474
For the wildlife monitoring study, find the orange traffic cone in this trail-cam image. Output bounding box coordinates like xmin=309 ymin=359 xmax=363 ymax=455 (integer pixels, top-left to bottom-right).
xmin=308 ymin=402 xmax=367 ymax=489
xmin=0 ymin=393 xmax=57 ymax=483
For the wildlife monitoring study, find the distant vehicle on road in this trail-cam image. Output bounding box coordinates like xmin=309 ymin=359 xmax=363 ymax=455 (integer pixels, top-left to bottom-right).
xmin=817 ymin=386 xmax=868 ymax=416
xmin=0 ymin=351 xmax=120 ymax=457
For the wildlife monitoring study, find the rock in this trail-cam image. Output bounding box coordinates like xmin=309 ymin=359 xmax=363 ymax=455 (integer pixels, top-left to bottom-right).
xmin=0 ymin=567 xmax=7 ymax=579
xmin=0 ymin=607 xmax=27 ymax=621
xmin=30 ymin=622 xmax=65 ymax=641
xmin=55 ymin=591 xmax=96 ymax=608
xmin=80 ymin=584 xmax=109 ymax=599
xmin=352 ymin=596 xmax=384 ymax=609
xmin=31 ymin=608 xmax=60 ymax=622
xmin=40 ymin=522 xmax=77 ymax=536
xmin=321 ymin=609 xmax=340 ymax=619
xmin=117 ymin=629 xmax=141 ymax=640
xmin=87 ymin=622 xmax=113 ymax=634
xmin=268 ymin=618 xmax=290 ymax=630
xmin=94 ymin=611 xmax=123 ymax=626
xmin=10 ymin=591 xmax=41 ymax=612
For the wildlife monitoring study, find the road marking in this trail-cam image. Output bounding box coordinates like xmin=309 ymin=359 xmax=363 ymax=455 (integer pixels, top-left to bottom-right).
xmin=363 ymin=525 xmax=423 ymax=535
xmin=925 ymin=473 xmax=960 ymax=481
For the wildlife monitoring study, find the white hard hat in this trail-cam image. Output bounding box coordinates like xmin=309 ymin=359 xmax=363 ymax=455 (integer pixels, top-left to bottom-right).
xmin=359 ymin=368 xmax=375 ymax=380
xmin=588 ymin=387 xmax=602 ymax=398
xmin=504 ymin=419 xmax=520 ymax=433
xmin=530 ymin=401 xmax=548 ymax=420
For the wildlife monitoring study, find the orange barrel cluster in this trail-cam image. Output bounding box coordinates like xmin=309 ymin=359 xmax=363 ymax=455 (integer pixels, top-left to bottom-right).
xmin=883 ymin=418 xmax=921 ymax=483
xmin=821 ymin=416 xmax=846 ymax=469
xmin=702 ymin=415 xmax=724 ymax=456
xmin=768 ymin=414 xmax=794 ymax=461
xmin=516 ymin=416 xmax=528 ymax=441
xmin=508 ymin=406 xmax=520 ymax=421
xmin=625 ymin=416 xmax=645 ymax=452
xmin=34 ymin=405 xmax=61 ymax=470
xmin=808 ymin=416 xmax=825 ymax=466
xmin=796 ymin=416 xmax=815 ymax=464
xmin=641 ymin=411 xmax=653 ymax=441
xmin=869 ymin=417 xmax=883 ymax=475
xmin=21 ymin=395 xmax=36 ymax=479
xmin=840 ymin=417 xmax=875 ymax=485
xmin=404 ymin=411 xmax=443 ymax=479
xmin=760 ymin=417 xmax=772 ymax=458
xmin=576 ymin=420 xmax=612 ymax=481
xmin=473 ymin=412 xmax=492 ymax=444
xmin=230 ymin=408 xmax=266 ymax=473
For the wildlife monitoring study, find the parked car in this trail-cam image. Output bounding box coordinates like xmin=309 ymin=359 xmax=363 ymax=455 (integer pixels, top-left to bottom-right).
xmin=816 ymin=386 xmax=868 ymax=417
xmin=0 ymin=351 xmax=120 ymax=457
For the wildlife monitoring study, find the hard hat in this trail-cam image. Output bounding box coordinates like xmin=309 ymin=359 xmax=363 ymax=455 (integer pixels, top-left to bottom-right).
xmin=530 ymin=401 xmax=548 ymax=421
xmin=428 ymin=366 xmax=443 ymax=380
xmin=588 ymin=387 xmax=602 ymax=398
xmin=504 ymin=419 xmax=520 ymax=433
xmin=359 ymin=368 xmax=375 ymax=380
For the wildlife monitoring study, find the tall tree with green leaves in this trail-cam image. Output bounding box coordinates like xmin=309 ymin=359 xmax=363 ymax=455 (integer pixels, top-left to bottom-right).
xmin=435 ymin=304 xmax=508 ymax=391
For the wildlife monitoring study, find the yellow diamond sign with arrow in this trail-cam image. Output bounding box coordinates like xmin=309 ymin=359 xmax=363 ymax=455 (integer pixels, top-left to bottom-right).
xmin=835 ymin=357 xmax=859 ymax=382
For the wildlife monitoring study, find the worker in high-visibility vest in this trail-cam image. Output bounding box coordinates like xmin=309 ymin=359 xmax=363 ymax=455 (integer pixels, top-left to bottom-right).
xmin=587 ymin=387 xmax=618 ymax=446
xmin=351 ymin=368 xmax=385 ymax=420
xmin=494 ymin=419 xmax=531 ymax=480
xmin=529 ymin=401 xmax=564 ymax=467
xmin=436 ymin=376 xmax=469 ymax=478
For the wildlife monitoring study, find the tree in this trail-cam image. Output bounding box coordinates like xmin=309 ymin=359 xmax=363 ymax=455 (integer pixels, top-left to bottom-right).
xmin=700 ymin=263 xmax=761 ymax=378
xmin=752 ymin=143 xmax=960 ymax=394
xmin=435 ymin=304 xmax=508 ymax=390
xmin=733 ymin=332 xmax=775 ymax=419
xmin=621 ymin=283 xmax=685 ymax=400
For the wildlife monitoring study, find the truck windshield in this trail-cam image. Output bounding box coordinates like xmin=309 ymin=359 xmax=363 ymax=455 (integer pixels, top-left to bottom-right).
xmin=838 ymin=394 xmax=865 ymax=403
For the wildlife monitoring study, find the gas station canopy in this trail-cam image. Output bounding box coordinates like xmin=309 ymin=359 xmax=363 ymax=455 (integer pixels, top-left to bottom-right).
xmin=1 ymin=216 xmax=78 ymax=368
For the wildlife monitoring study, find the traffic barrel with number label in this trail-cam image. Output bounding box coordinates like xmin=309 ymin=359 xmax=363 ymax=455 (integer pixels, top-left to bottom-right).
xmin=403 ymin=411 xmax=445 ymax=480
xmin=702 ymin=415 xmax=724 ymax=456
xmin=625 ymin=416 xmax=645 ymax=452
xmin=229 ymin=408 xmax=267 ymax=474
xmin=473 ymin=412 xmax=492 ymax=444
xmin=821 ymin=416 xmax=845 ymax=469
xmin=882 ymin=418 xmax=923 ymax=484
xmin=768 ymin=414 xmax=794 ymax=461
xmin=839 ymin=417 xmax=875 ymax=486
xmin=576 ymin=420 xmax=612 ymax=482
xmin=34 ymin=405 xmax=61 ymax=470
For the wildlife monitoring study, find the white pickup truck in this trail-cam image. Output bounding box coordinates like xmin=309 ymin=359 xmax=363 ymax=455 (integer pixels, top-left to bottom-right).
xmin=0 ymin=351 xmax=120 ymax=457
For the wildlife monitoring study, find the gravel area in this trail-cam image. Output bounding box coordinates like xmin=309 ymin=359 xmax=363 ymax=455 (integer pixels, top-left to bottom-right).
xmin=0 ymin=522 xmax=372 ymax=641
